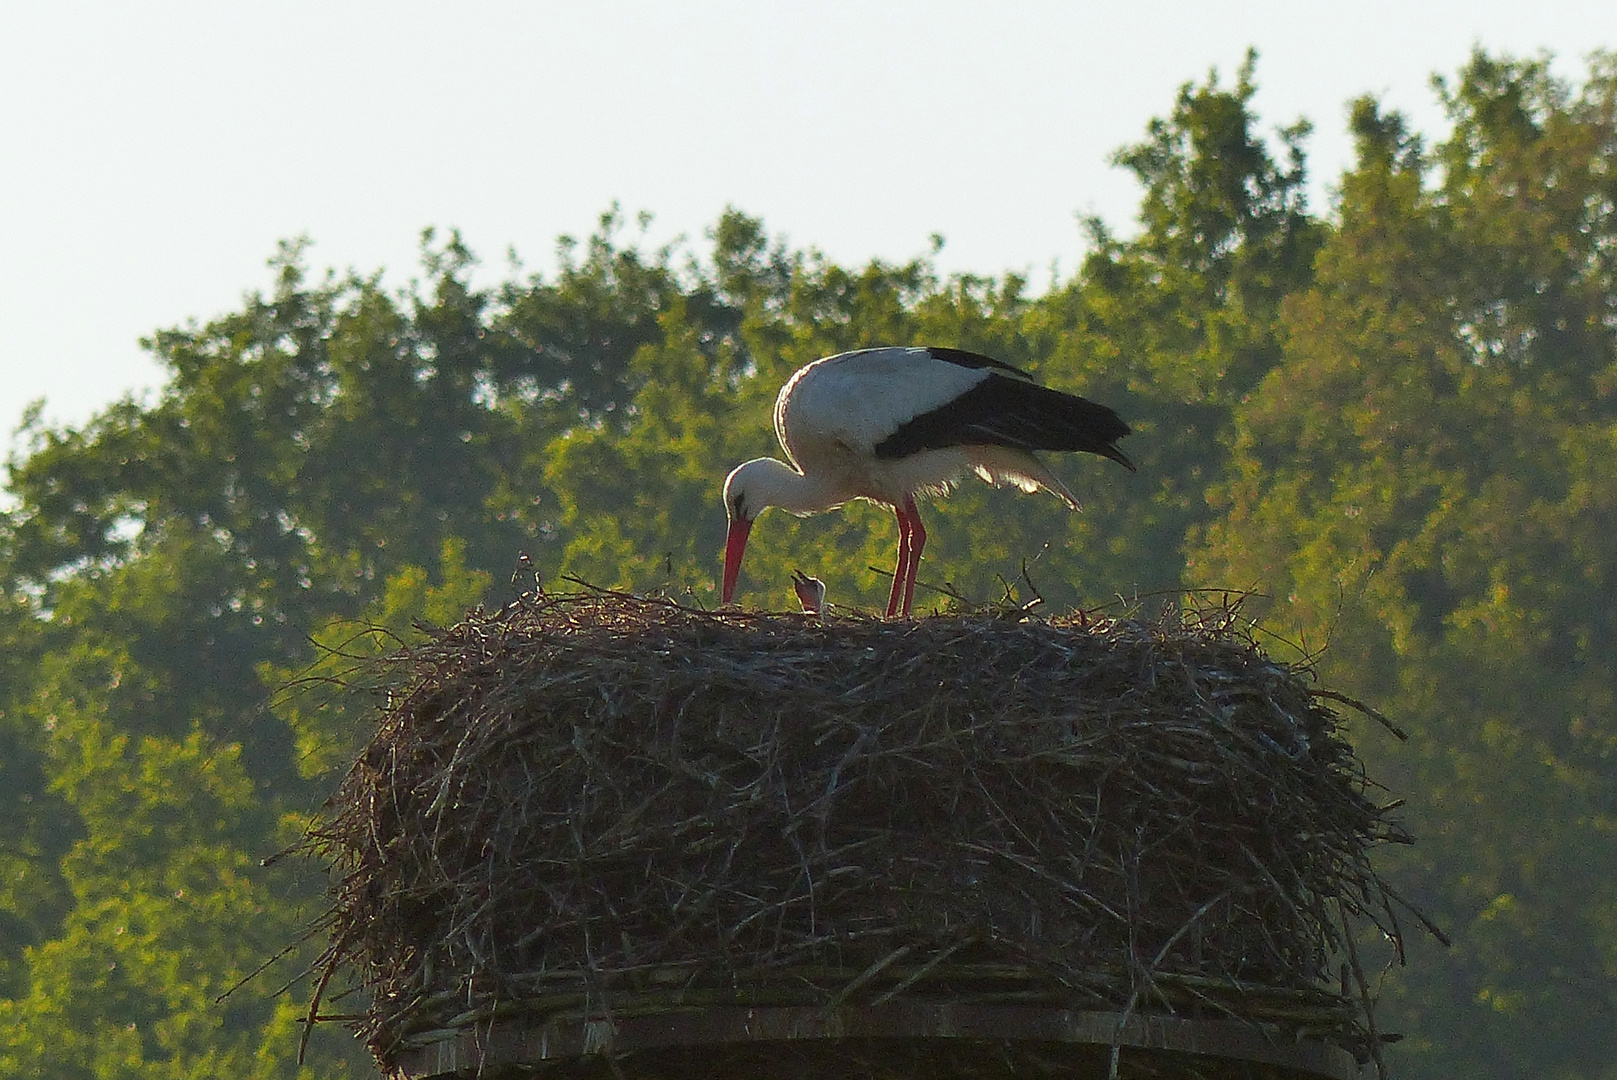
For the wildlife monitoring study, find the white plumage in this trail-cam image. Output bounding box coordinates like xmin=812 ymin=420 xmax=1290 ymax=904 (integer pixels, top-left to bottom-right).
xmin=722 ymin=347 xmax=1135 ymax=617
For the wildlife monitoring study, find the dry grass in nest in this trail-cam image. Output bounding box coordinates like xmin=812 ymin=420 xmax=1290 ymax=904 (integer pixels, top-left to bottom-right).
xmin=297 ymin=589 xmax=1428 ymax=1075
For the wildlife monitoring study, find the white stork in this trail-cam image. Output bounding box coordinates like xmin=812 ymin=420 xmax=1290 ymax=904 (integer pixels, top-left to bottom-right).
xmin=721 ymin=346 xmax=1135 ymax=617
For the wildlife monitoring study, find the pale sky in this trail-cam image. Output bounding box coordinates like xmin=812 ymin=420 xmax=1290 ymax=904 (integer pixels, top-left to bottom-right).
xmin=3 ymin=2 xmax=1614 ymax=447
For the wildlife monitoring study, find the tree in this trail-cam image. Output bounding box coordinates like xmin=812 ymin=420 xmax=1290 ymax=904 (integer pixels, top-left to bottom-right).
xmin=0 ymin=227 xmax=615 ymax=1076
xmin=1021 ymin=51 xmax=1326 ymax=601
xmin=1192 ymin=52 xmax=1617 ymax=1078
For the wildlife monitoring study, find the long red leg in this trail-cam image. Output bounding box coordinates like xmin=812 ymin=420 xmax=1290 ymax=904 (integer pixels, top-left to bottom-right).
xmin=900 ymin=497 xmax=926 ymax=618
xmin=887 ymin=506 xmax=913 ymax=618
xmin=904 ymin=501 xmax=926 ymax=616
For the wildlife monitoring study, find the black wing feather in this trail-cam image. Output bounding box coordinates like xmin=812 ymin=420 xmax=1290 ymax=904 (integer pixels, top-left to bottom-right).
xmin=874 ymin=370 xmax=1135 ymax=471
xmin=922 ymin=346 xmax=1032 ymax=378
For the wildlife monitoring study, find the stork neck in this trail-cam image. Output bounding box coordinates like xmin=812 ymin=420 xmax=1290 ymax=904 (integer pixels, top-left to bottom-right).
xmin=736 ymin=457 xmax=848 ymax=516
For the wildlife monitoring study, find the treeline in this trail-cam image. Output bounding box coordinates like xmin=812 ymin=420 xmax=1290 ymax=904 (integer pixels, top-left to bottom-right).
xmin=1 ymin=50 xmax=1613 ymax=1078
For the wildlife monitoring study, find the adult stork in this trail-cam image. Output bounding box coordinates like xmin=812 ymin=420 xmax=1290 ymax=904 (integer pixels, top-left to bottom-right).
xmin=721 ymin=346 xmax=1135 ymax=617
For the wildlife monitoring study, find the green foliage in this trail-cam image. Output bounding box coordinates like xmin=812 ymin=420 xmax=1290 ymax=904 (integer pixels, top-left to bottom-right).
xmin=1192 ymin=51 xmax=1617 ymax=1078
xmin=1022 ymin=51 xmax=1329 ymax=600
xmin=0 ymin=48 xmax=1612 ymax=1079
xmin=0 ymin=590 xmax=61 ymax=1002
xmin=0 ymin=624 xmax=363 ymax=1078
xmin=265 ymin=538 xmax=493 ymax=783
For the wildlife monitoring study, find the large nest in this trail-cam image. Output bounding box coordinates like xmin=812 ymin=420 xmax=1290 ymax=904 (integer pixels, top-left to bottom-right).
xmin=303 ymin=590 xmax=1422 ymax=1076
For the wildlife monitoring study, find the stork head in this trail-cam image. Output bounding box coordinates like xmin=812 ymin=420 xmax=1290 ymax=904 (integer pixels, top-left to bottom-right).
xmin=722 ymin=457 xmax=829 ymax=607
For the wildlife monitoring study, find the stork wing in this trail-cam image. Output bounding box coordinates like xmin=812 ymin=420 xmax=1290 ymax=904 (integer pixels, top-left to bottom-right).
xmin=874 ymin=370 xmax=1135 ymax=471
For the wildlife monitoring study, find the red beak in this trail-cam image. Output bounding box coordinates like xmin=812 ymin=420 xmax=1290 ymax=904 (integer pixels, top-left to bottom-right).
xmin=721 ymin=518 xmax=753 ymax=605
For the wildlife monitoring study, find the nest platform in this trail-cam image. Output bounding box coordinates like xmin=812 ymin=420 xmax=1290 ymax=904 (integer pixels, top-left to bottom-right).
xmin=303 ymin=591 xmax=1417 ymax=1079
